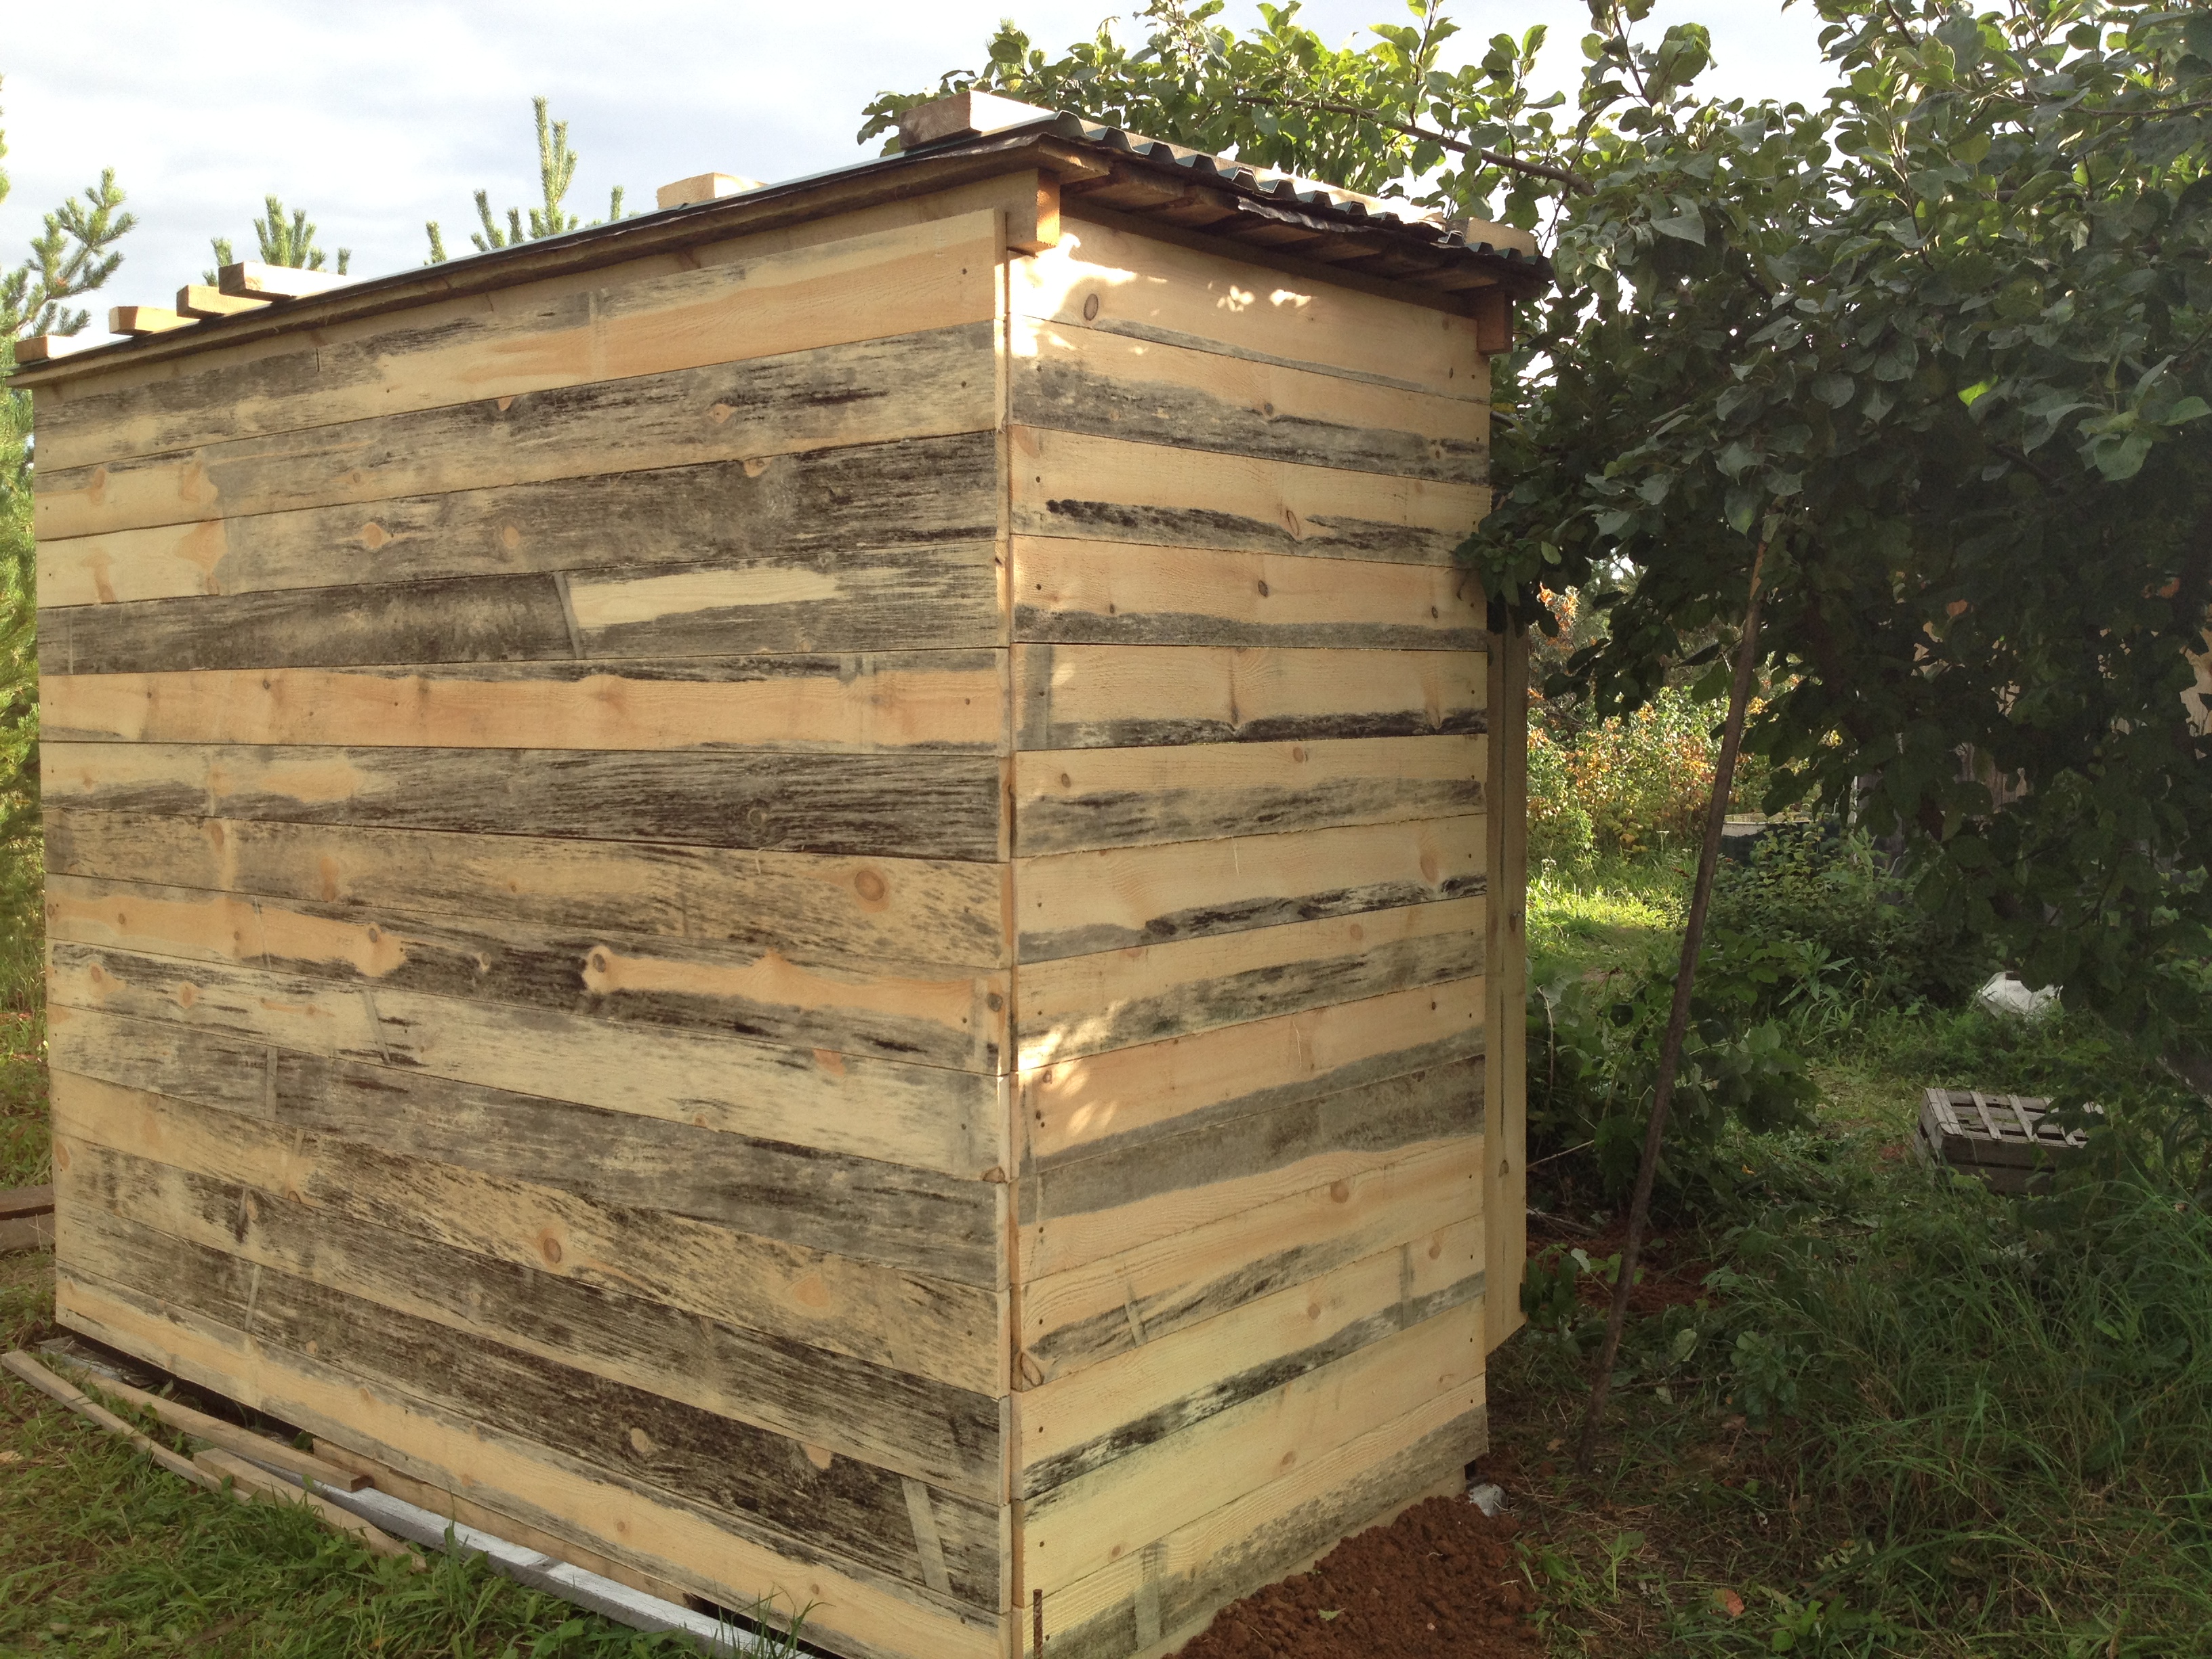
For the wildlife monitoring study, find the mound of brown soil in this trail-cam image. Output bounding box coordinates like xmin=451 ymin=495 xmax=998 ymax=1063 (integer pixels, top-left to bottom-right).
xmin=1171 ymin=1495 xmax=1542 ymax=1658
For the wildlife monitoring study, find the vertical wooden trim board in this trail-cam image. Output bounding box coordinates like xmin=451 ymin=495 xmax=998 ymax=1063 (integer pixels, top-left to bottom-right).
xmin=35 ymin=178 xmax=1527 ymax=1659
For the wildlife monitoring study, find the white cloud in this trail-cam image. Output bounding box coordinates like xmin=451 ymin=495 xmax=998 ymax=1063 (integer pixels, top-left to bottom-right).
xmin=1 ymin=0 xmax=1830 ymax=331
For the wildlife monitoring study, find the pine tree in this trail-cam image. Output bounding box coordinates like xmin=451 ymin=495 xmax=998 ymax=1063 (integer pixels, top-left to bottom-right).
xmin=204 ymin=194 xmax=350 ymax=283
xmin=424 ymin=97 xmax=626 ymax=264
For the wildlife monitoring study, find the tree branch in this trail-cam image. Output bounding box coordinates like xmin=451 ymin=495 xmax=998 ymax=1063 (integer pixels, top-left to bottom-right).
xmin=1233 ymin=92 xmax=1594 ymax=193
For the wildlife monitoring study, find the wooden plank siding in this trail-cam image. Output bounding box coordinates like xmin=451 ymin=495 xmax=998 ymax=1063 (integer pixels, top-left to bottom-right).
xmin=34 ymin=182 xmax=1525 ymax=1659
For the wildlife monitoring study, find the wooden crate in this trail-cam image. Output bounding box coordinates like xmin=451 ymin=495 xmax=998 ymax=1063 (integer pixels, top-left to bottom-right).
xmin=16 ymin=98 xmax=1541 ymax=1659
xmin=1914 ymin=1088 xmax=2098 ymax=1195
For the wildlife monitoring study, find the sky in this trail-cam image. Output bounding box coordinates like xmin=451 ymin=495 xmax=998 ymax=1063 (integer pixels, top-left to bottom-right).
xmin=1 ymin=0 xmax=1832 ymax=340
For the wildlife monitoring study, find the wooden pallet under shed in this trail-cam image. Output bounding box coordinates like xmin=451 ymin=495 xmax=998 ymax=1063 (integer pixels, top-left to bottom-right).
xmin=1913 ymin=1088 xmax=2097 ymax=1195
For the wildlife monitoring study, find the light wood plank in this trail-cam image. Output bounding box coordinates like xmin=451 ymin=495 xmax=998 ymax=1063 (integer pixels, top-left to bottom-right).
xmin=48 ymin=1009 xmax=1004 ymax=1300
xmin=1032 ymin=1394 xmax=1483 ymax=1659
xmin=44 ymin=655 xmax=1005 ymax=752
xmin=1015 ymin=817 xmax=1483 ymax=961
xmin=46 ymin=811 xmax=1010 ymax=968
xmin=1012 ymin=217 xmax=1487 ymax=401
xmin=41 ymin=213 xmax=1004 ymax=472
xmin=1014 ymin=644 xmax=1484 ymax=751
xmin=37 ymin=439 xmax=998 ymax=610
xmin=1012 ymin=735 xmax=1483 ymax=855
xmin=1009 ymin=427 xmax=1486 ymax=565
xmin=108 ymin=306 xmax=194 ymax=337
xmin=56 ymin=1273 xmax=1008 ymax=1659
xmin=36 ymin=322 xmax=1000 ymax=541
xmin=41 ymin=742 xmax=1004 ymax=861
xmin=1007 ymin=317 xmax=1486 ymax=481
xmin=46 ymin=875 xmax=1009 ymax=1072
xmin=1023 ymin=978 xmax=1482 ymax=1166
xmin=58 ymin=1135 xmax=1002 ymax=1519
xmin=1020 ymin=1136 xmax=1481 ymax=1378
xmin=1485 ymin=628 xmax=1531 ymax=1354
xmin=1013 ymin=1221 xmax=1480 ymax=1499
xmin=1021 ymin=1305 xmax=1483 ymax=1595
xmin=1019 ymin=1057 xmax=1479 ymax=1280
xmin=48 ymin=947 xmax=1004 ymax=1180
xmin=175 ymin=284 xmax=270 ymax=320
xmin=1011 ymin=535 xmax=1483 ymax=648
xmin=1017 ymin=897 xmax=1484 ymax=1067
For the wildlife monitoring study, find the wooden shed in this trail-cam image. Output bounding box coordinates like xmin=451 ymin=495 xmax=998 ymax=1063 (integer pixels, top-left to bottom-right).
xmin=17 ymin=91 xmax=1542 ymax=1659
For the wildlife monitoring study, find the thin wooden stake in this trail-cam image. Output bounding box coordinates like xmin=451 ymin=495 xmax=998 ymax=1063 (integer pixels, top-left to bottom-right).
xmin=1574 ymin=541 xmax=1769 ymax=1475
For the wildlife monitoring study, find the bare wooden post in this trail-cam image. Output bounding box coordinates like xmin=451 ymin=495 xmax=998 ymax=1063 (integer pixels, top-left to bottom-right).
xmin=1574 ymin=544 xmax=1769 ymax=1475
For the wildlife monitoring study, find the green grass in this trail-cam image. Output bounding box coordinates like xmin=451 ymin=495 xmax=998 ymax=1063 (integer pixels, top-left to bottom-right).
xmin=1528 ymin=853 xmax=1689 ymax=979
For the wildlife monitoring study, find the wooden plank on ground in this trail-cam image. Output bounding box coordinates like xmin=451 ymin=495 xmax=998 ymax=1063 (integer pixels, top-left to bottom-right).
xmin=1007 ymin=317 xmax=1486 ymax=483
xmin=1010 ymin=535 xmax=1484 ymax=649
xmin=1014 ymin=644 xmax=1484 ymax=750
xmin=1012 ymin=735 xmax=1482 ymax=855
xmin=1019 ymin=1057 xmax=1480 ymax=1279
xmin=1012 ymin=217 xmax=1488 ymax=401
xmin=58 ymin=1142 xmax=1002 ymax=1520
xmin=1033 ymin=1395 xmax=1484 ymax=1659
xmin=1017 ymin=897 xmax=1483 ymax=1067
xmin=47 ymin=1353 xmax=369 ymax=1489
xmin=37 ymin=438 xmax=998 ymax=610
xmin=1020 ymin=1136 xmax=1481 ymax=1378
xmin=56 ymin=1272 xmax=1008 ymax=1659
xmin=1022 ymin=978 xmax=1482 ymax=1168
xmin=45 ymin=811 xmax=1010 ymax=968
xmin=48 ymin=947 xmax=1004 ymax=1179
xmin=43 ymin=654 xmax=1005 ymax=752
xmin=39 ymin=213 xmax=1004 ymax=473
xmin=35 ymin=322 xmax=1000 ymax=541
xmin=192 ymin=1447 xmax=420 ymax=1563
xmin=1013 ymin=1220 xmax=1480 ymax=1500
xmin=1009 ymin=428 xmax=1486 ymax=565
xmin=1015 ymin=816 xmax=1483 ymax=961
xmin=41 ymin=741 xmax=1004 ymax=861
xmin=45 ymin=875 xmax=1009 ymax=1072
xmin=1021 ymin=1305 xmax=1483 ymax=1596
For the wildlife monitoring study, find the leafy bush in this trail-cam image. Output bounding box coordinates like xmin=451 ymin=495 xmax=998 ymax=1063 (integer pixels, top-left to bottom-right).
xmin=1530 ymin=682 xmax=1776 ymax=862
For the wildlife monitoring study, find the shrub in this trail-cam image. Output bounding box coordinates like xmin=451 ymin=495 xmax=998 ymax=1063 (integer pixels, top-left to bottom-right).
xmin=1530 ymin=683 xmax=1774 ymax=861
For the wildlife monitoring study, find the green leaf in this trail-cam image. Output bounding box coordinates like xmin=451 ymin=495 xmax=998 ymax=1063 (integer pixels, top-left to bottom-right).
xmin=1725 ymin=485 xmax=1762 ymax=533
xmin=1650 ymin=207 xmax=1706 ymax=244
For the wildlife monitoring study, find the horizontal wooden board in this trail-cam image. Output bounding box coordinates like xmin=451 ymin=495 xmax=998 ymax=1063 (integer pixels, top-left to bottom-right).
xmin=1015 ymin=1221 xmax=1481 ymax=1500
xmin=1012 ymin=734 xmax=1482 ymax=856
xmin=1014 ymin=644 xmax=1484 ymax=751
xmin=1007 ymin=318 xmax=1486 ymax=483
xmin=48 ymin=947 xmax=1004 ymax=1181
xmin=1021 ymin=1136 xmax=1481 ymax=1378
xmin=1023 ymin=1305 xmax=1483 ymax=1595
xmin=36 ymin=212 xmax=1002 ymax=474
xmin=38 ymin=437 xmax=998 ymax=610
xmin=1037 ymin=1395 xmax=1485 ymax=1659
xmin=1009 ymin=427 xmax=1486 ymax=565
xmin=43 ymin=654 xmax=1005 ymax=752
xmin=37 ymin=321 xmax=1000 ymax=541
xmin=46 ymin=811 xmax=1010 ymax=968
xmin=49 ymin=1008 xmax=1003 ymax=1309
xmin=1017 ymin=1057 xmax=1481 ymax=1281
xmin=57 ymin=1128 xmax=1001 ymax=1519
xmin=1013 ymin=217 xmax=1487 ymax=401
xmin=1010 ymin=535 xmax=1483 ymax=649
xmin=1015 ymin=817 xmax=1483 ymax=960
xmin=1017 ymin=897 xmax=1484 ymax=1067
xmin=40 ymin=560 xmax=1007 ymax=675
xmin=46 ymin=876 xmax=1008 ymax=1071
xmin=45 ymin=1035 xmax=1000 ymax=1385
xmin=1023 ymin=978 xmax=1483 ymax=1168
xmin=58 ymin=1271 xmax=1007 ymax=1659
xmin=42 ymin=742 xmax=1004 ymax=861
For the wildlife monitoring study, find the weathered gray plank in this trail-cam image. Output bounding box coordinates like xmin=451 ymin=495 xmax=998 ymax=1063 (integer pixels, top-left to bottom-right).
xmin=41 ymin=742 xmax=1004 ymax=861
xmin=37 ymin=322 xmax=1000 ymax=540
xmin=60 ymin=1195 xmax=1001 ymax=1605
xmin=44 ymin=811 xmax=1009 ymax=968
xmin=48 ymin=945 xmax=1002 ymax=1179
xmin=37 ymin=438 xmax=998 ymax=609
xmin=47 ymin=874 xmax=1006 ymax=1071
xmin=48 ymin=1010 xmax=1002 ymax=1295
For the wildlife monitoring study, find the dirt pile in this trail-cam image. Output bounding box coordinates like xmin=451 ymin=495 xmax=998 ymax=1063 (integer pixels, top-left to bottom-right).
xmin=1171 ymin=1495 xmax=1542 ymax=1658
